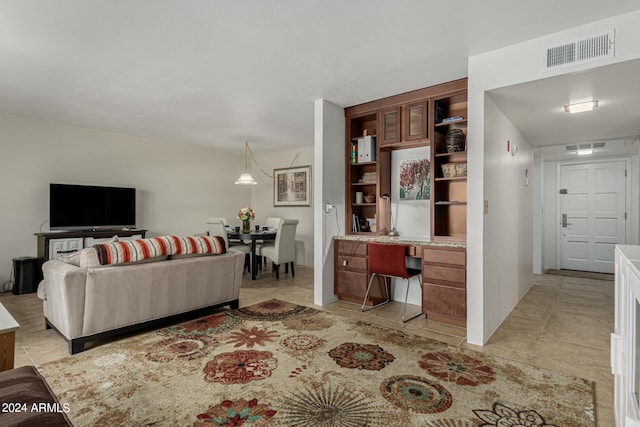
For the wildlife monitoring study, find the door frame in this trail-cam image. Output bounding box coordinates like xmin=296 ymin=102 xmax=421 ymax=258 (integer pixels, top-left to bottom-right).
xmin=555 ymin=156 xmax=631 ymax=271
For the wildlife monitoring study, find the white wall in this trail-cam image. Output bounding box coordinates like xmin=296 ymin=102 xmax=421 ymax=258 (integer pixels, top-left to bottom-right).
xmin=314 ymin=99 xmax=345 ymax=306
xmin=249 ymin=145 xmax=314 ymax=266
xmin=467 ymin=9 xmax=640 ymax=345
xmin=0 ymin=112 xmax=248 ymax=284
xmin=482 ymin=95 xmax=534 ymax=338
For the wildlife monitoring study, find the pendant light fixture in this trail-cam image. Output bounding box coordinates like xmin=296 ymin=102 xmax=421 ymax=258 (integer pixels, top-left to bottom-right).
xmin=235 ymin=140 xmax=258 ymax=185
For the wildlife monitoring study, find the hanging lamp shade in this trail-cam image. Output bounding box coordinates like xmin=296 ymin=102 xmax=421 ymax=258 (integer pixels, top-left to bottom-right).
xmin=235 ymin=172 xmax=257 ymax=185
xmin=235 ymin=140 xmax=258 ymax=185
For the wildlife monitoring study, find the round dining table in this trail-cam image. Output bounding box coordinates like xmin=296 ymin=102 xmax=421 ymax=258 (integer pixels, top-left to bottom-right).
xmin=226 ymin=230 xmax=276 ymax=280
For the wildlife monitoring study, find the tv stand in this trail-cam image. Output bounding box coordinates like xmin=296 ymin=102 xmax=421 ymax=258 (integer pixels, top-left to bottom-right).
xmin=35 ymin=229 xmax=147 ymax=261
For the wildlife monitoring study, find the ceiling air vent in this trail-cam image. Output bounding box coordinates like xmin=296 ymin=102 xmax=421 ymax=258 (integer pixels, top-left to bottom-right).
xmin=565 ymin=142 xmax=605 ymax=151
xmin=544 ymin=30 xmax=614 ymax=71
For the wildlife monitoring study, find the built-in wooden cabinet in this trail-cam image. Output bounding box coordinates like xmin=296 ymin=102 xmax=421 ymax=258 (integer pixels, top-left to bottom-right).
xmin=334 ymin=240 xmax=388 ymax=307
xmin=404 ymin=101 xmax=429 ymax=142
xmin=380 ymin=101 xmax=429 ymax=148
xmin=380 ymin=106 xmax=401 ymax=145
xmin=422 ymin=246 xmax=466 ymax=327
xmin=345 ymin=78 xmax=467 ymax=241
xmin=340 ymin=79 xmax=468 ymax=328
xmin=431 ymin=92 xmax=468 ymax=241
xmin=346 ymin=111 xmax=391 ymax=235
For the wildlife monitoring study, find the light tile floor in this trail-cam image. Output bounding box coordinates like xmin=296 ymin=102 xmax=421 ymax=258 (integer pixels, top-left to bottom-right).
xmin=0 ymin=266 xmax=613 ymax=425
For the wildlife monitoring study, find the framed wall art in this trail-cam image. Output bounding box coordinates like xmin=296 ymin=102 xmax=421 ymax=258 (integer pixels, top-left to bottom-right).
xmin=273 ymin=165 xmax=312 ymax=207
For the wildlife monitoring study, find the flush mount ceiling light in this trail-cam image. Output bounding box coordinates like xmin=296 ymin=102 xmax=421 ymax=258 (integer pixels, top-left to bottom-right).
xmin=577 ymin=148 xmax=594 ymax=155
xmin=235 ymin=140 xmax=258 ymax=185
xmin=564 ymin=100 xmax=598 ymax=114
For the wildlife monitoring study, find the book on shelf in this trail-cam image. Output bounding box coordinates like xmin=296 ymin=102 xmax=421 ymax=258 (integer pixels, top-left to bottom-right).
xmin=441 ymin=116 xmax=464 ymax=123
xmin=353 ymin=214 xmax=367 ymax=232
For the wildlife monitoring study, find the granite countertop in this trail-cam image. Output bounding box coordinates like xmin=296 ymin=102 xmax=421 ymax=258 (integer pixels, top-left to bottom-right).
xmin=333 ymin=234 xmax=466 ymax=248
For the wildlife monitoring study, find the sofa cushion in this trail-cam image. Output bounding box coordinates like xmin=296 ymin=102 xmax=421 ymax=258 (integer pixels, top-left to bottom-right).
xmin=93 ymin=235 xmax=226 ymax=265
xmin=59 ymin=251 xmax=82 ymax=266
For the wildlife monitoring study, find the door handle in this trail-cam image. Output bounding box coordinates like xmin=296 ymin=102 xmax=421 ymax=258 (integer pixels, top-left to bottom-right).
xmin=561 ymin=213 xmax=572 ymax=227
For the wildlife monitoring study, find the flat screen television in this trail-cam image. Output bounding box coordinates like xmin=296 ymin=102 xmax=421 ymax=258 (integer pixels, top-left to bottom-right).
xmin=49 ymin=183 xmax=136 ymax=230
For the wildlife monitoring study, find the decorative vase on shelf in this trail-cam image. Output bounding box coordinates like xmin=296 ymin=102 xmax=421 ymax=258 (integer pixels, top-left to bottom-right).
xmin=242 ymin=220 xmax=251 ymax=233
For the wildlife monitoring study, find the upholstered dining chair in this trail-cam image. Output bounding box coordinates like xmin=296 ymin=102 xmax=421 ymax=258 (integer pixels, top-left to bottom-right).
xmin=206 ymin=218 xmax=251 ymax=269
xmin=256 ymin=219 xmax=298 ymax=280
xmin=362 ymin=242 xmax=423 ymax=323
xmin=265 ymin=217 xmax=281 ymax=230
xmin=258 ymin=217 xmax=282 ymax=267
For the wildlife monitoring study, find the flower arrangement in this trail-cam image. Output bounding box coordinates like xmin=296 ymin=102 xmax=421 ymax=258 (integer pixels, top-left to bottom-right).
xmin=237 ymin=206 xmax=255 ymax=222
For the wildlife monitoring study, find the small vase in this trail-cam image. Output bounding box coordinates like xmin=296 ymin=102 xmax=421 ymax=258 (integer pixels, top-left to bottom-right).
xmin=242 ymin=220 xmax=251 ymax=233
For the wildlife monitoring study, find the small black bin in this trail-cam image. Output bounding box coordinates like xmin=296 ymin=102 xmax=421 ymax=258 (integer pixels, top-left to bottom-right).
xmin=13 ymin=257 xmax=43 ymax=295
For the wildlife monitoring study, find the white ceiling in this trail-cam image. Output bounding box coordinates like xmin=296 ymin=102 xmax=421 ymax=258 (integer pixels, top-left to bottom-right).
xmin=1 ymin=1 xmax=639 ymax=155
xmin=489 ymin=58 xmax=640 ymax=160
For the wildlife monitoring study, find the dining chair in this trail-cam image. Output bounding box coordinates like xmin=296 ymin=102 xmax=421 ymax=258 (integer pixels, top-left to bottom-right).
xmin=265 ymin=217 xmax=281 ymax=230
xmin=207 ymin=217 xmax=229 ymax=226
xmin=205 ymin=219 xmax=251 ymax=270
xmin=362 ymin=242 xmax=423 ymax=323
xmin=256 ymin=219 xmax=298 ymax=280
xmin=258 ymin=217 xmax=282 ymax=267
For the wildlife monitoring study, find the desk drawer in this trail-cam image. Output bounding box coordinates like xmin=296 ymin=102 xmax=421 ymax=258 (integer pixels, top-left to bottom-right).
xmin=423 ymin=248 xmax=466 ymax=266
xmin=337 ymin=240 xmax=367 ymax=257
xmin=336 ymin=255 xmax=367 ymax=273
xmin=423 ymin=265 xmax=465 ymax=285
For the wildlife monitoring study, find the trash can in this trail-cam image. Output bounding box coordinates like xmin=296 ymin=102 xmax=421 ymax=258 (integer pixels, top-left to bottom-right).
xmin=12 ymin=257 xmax=43 ymax=295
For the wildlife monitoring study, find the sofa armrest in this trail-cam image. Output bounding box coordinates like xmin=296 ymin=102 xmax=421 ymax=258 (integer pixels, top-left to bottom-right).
xmin=40 ymin=260 xmax=87 ymax=340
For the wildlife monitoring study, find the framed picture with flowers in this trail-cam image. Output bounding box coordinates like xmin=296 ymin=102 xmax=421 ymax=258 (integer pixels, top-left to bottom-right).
xmin=273 ymin=165 xmax=311 ymax=207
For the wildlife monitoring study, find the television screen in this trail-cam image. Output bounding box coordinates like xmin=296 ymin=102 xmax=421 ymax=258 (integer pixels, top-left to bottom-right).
xmin=49 ymin=183 xmax=136 ymax=230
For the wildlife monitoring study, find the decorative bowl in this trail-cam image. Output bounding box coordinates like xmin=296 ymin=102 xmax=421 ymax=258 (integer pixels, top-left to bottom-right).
xmin=364 ymin=195 xmax=375 ymax=203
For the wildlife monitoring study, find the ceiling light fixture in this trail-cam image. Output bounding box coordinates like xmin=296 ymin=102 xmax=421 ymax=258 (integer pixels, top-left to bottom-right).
xmin=235 ymin=140 xmax=258 ymax=185
xmin=577 ymin=148 xmax=594 ymax=155
xmin=564 ymin=100 xmax=598 ymax=114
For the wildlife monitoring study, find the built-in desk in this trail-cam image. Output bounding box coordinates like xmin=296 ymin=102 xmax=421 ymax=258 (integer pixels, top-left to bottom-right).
xmin=333 ymin=235 xmax=467 ymax=327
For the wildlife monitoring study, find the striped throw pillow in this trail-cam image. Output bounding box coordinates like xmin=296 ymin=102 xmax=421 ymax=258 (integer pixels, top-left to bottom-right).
xmin=94 ymin=235 xmax=226 ymax=265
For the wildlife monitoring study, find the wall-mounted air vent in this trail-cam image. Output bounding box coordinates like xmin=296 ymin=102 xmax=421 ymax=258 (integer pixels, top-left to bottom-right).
xmin=544 ymin=30 xmax=614 ymax=71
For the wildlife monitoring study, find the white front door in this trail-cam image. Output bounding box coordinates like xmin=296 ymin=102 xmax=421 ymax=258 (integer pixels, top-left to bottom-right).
xmin=558 ymin=160 xmax=627 ymax=273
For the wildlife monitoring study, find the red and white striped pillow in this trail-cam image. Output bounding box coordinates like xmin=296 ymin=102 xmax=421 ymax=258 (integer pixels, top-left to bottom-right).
xmin=94 ymin=235 xmax=226 ymax=265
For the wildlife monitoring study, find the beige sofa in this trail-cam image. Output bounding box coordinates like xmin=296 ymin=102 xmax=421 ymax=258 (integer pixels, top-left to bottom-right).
xmin=38 ymin=241 xmax=244 ymax=354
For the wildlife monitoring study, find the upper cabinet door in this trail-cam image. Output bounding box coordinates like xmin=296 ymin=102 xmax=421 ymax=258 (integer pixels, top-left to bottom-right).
xmin=404 ymin=101 xmax=428 ymax=142
xmin=380 ymin=106 xmax=401 ymax=146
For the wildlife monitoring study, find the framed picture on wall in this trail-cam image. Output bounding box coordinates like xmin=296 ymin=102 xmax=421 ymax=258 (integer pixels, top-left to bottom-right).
xmin=274 ymin=165 xmax=312 ymax=207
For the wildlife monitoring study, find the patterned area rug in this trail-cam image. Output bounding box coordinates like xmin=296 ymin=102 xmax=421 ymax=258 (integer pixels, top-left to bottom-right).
xmin=38 ymin=299 xmax=595 ymax=426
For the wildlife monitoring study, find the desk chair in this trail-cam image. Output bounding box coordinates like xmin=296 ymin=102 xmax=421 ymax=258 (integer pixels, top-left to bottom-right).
xmin=362 ymin=242 xmax=423 ymax=323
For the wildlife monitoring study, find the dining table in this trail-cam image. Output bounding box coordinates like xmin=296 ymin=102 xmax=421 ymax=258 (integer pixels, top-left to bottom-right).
xmin=226 ymin=229 xmax=276 ymax=280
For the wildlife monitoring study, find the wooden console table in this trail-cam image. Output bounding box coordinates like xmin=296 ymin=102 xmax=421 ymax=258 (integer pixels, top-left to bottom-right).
xmin=0 ymin=302 xmax=20 ymax=371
